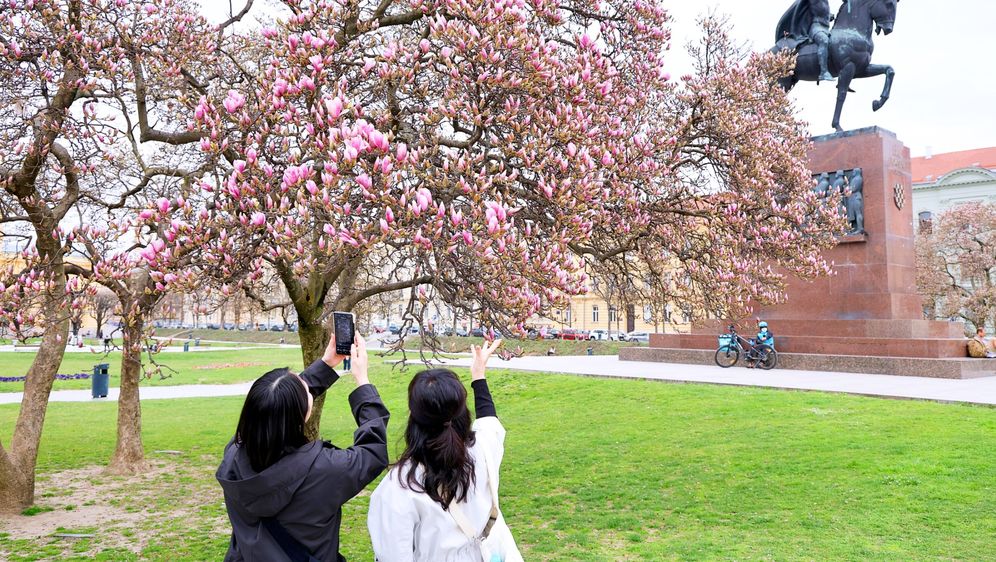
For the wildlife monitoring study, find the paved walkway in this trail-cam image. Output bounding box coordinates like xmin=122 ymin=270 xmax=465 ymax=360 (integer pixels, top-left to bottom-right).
xmin=2 ymin=355 xmax=994 ymax=406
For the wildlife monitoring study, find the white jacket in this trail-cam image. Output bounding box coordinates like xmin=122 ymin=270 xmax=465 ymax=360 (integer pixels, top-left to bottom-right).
xmin=368 ymin=416 xmax=509 ymax=561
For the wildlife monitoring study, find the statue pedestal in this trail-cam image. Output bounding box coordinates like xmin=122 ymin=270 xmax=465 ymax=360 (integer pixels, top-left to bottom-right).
xmin=624 ymin=128 xmax=983 ymax=379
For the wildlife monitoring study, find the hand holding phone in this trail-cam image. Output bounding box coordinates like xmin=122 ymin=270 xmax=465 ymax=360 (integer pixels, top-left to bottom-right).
xmin=332 ymin=312 xmax=355 ymax=356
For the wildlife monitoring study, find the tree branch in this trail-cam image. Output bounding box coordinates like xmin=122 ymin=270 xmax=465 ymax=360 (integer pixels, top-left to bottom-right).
xmin=339 ymin=275 xmax=433 ymax=311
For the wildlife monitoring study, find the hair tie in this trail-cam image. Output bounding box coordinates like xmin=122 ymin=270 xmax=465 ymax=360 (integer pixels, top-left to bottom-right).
xmin=443 ymin=421 xmax=452 ymax=428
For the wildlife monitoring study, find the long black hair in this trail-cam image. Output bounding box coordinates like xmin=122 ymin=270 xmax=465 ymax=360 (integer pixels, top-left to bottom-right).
xmin=395 ymin=369 xmax=476 ymax=509
xmin=235 ymin=367 xmax=309 ymax=472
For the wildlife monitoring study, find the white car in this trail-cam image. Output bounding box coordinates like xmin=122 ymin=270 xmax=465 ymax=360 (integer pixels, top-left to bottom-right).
xmin=624 ymin=331 xmax=651 ymax=343
xmin=589 ymin=329 xmax=610 ymax=341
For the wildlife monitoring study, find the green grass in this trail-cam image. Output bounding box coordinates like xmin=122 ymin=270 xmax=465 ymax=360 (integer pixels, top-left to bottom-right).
xmin=153 ymin=328 xmax=638 ymax=356
xmin=426 ymin=335 xmax=638 ymax=356
xmin=1 ymin=365 xmax=994 ymax=560
xmin=0 ymin=348 xmax=307 ymax=392
xmin=157 ymin=328 xmax=300 ymax=345
xmin=0 ymin=337 xmax=630 ymax=393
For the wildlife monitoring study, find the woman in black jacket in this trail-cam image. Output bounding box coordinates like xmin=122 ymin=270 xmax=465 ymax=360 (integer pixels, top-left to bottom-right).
xmin=217 ymin=331 xmax=389 ymax=561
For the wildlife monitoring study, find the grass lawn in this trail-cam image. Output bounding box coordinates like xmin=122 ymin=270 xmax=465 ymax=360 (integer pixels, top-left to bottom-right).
xmin=157 ymin=328 xmax=301 ymax=345
xmin=0 ymin=336 xmax=635 ymax=393
xmin=0 ymin=348 xmax=307 ymax=393
xmin=152 ymin=329 xmax=638 ymax=355
xmin=1 ymin=365 xmax=994 ymax=561
xmin=427 ymin=335 xmax=638 ymax=356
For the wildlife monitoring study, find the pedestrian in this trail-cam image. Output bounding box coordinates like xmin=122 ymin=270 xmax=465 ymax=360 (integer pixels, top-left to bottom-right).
xmin=217 ymin=332 xmax=389 ymax=561
xmin=368 ymin=340 xmax=522 ymax=561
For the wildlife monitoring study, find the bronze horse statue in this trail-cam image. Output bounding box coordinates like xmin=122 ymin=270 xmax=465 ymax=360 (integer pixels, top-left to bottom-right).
xmin=773 ymin=0 xmax=899 ymax=132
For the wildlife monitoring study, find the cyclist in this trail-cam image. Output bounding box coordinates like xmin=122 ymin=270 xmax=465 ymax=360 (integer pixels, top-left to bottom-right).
xmin=746 ymin=321 xmax=774 ymax=368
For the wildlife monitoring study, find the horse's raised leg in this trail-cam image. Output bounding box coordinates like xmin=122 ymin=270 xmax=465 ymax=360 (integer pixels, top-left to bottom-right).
xmin=832 ymin=63 xmax=857 ymax=132
xmin=862 ymin=63 xmax=895 ymax=112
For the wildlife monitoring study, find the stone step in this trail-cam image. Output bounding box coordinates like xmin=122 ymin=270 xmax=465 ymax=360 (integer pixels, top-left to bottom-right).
xmin=621 ymin=347 xmax=996 ymax=379
xmin=688 ymin=319 xmax=967 ymax=339
xmin=650 ymin=333 xmax=968 ymax=359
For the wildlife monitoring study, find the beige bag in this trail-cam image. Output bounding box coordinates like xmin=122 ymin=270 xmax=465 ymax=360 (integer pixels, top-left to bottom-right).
xmin=968 ymin=338 xmax=987 ymax=358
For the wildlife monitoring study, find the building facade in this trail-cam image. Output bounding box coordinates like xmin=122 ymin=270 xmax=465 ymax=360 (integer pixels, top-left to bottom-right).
xmin=911 ymin=147 xmax=996 ymax=231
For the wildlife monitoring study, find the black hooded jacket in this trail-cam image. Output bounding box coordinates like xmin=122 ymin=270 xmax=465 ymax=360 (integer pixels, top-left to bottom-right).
xmin=216 ymin=359 xmax=390 ymax=561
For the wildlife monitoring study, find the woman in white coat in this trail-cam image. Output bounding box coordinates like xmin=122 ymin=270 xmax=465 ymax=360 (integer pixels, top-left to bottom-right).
xmin=368 ymin=340 xmax=522 ymax=561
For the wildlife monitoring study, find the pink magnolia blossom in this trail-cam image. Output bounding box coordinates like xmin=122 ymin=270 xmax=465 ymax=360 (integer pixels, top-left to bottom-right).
xmin=223 ymin=90 xmax=246 ymax=113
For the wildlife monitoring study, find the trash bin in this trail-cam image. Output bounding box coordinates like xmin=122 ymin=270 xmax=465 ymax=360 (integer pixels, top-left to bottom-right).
xmin=586 ymin=346 xmax=594 ymax=356
xmin=183 ymin=342 xmax=190 ymax=352
xmin=92 ymin=363 xmax=109 ymax=398
xmin=194 ymin=338 xmax=201 ymax=347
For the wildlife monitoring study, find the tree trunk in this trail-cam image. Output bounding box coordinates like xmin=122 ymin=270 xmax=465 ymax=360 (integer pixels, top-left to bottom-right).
xmin=108 ymin=317 xmax=148 ymax=474
xmin=299 ymin=322 xmax=329 ymax=440
xmin=0 ymin=277 xmax=70 ymax=513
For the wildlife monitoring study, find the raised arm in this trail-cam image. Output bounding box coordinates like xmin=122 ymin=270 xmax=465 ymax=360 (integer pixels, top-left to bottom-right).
xmin=320 ymin=333 xmax=390 ymax=501
xmin=298 ymin=330 xmax=349 ymax=397
xmin=470 ymin=339 xmax=502 ymax=419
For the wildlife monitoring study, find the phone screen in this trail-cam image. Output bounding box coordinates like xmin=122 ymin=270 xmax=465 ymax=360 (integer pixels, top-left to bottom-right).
xmin=333 ymin=312 xmax=354 ymax=355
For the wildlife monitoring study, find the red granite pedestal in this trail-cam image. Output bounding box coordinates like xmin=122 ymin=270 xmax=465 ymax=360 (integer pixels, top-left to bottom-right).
xmin=621 ymin=127 xmax=989 ymax=379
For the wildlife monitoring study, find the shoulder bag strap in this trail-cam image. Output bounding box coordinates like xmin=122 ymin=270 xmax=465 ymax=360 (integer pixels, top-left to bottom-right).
xmin=449 ymin=450 xmax=501 ymax=540
xmin=261 ymin=517 xmax=319 ymax=562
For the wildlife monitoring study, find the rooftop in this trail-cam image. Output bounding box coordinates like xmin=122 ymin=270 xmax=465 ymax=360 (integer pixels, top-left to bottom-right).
xmin=911 ymin=147 xmax=996 ymax=184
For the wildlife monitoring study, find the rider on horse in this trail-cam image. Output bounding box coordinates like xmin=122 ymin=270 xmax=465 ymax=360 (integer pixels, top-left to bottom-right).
xmin=776 ymin=0 xmax=836 ymax=82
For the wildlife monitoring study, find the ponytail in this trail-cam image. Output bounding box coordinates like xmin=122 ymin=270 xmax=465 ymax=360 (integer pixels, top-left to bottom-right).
xmin=396 ymin=369 xmax=476 ymax=509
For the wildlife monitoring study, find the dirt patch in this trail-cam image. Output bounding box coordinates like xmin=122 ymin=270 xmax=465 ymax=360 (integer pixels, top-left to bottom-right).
xmin=0 ymin=457 xmax=227 ymax=557
xmin=192 ymin=361 xmax=263 ymax=370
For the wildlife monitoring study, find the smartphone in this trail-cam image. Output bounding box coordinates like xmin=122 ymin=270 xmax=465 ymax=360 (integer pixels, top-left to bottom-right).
xmin=332 ymin=312 xmax=355 ymax=356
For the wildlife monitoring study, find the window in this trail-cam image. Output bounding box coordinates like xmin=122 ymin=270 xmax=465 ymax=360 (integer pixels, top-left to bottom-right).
xmin=643 ymin=305 xmax=653 ymax=322
xmin=565 ymin=308 xmax=572 ymax=322
xmin=609 ymin=307 xmax=618 ymax=323
xmin=592 ymin=305 xmax=599 ymax=323
xmin=918 ymin=211 xmax=933 ymax=233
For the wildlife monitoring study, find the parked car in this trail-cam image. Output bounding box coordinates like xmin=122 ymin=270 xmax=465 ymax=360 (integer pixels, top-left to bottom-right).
xmin=455 ymin=328 xmax=469 ymax=337
xmin=543 ymin=329 xmax=561 ymax=340
xmin=270 ymin=325 xmax=284 ymax=332
xmin=624 ymin=331 xmax=650 ymax=343
xmin=560 ymin=329 xmax=589 ymax=341
xmin=589 ymin=329 xmax=610 ymax=341
xmin=388 ymin=324 xmax=401 ymax=335
xmin=205 ymin=323 xmax=220 ymax=330
xmin=470 ymin=327 xmax=486 ymax=338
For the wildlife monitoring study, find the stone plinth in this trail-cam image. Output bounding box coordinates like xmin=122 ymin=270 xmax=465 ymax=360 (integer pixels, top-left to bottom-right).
xmin=630 ymin=128 xmax=978 ymax=378
xmin=621 ymin=347 xmax=996 ymax=379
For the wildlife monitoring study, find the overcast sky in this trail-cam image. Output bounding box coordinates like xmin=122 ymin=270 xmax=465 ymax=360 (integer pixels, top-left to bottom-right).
xmin=201 ymin=0 xmax=995 ymax=157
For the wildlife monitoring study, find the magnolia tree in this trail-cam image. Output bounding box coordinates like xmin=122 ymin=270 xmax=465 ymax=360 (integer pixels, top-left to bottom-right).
xmin=189 ymin=1 xmax=841 ymax=436
xmin=0 ymin=0 xmax=245 ymax=509
xmin=73 ymin=189 xmax=218 ymax=473
xmin=916 ymin=203 xmax=996 ymax=331
xmin=578 ymin=17 xmax=844 ymax=325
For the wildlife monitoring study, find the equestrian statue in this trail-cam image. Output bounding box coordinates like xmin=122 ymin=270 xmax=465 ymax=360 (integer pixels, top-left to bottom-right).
xmin=773 ymin=0 xmax=899 ymax=132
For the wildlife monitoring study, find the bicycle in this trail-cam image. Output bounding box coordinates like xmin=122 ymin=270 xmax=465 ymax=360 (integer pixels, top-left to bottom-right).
xmin=714 ymin=324 xmax=777 ymax=370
